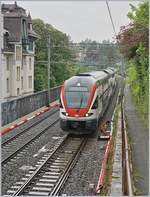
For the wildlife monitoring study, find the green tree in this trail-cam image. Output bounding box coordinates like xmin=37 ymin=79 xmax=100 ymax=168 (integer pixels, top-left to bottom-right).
xmin=75 ymin=39 xmax=120 ymax=68
xmin=117 ymin=2 xmax=148 ymax=126
xmin=33 ymin=19 xmax=76 ymax=91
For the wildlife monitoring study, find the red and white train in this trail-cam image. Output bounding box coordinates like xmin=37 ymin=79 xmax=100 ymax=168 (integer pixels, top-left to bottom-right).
xmin=59 ymin=67 xmax=117 ymax=134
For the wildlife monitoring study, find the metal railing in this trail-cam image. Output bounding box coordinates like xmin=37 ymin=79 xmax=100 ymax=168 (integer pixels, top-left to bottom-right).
xmin=121 ymin=97 xmax=133 ymax=195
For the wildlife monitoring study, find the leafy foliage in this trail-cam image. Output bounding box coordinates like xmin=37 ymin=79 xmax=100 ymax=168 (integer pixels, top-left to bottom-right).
xmin=33 ymin=19 xmax=117 ymax=92
xmin=74 ymin=39 xmax=121 ymax=68
xmin=97 ymin=40 xmax=121 ymax=69
xmin=33 ymin=19 xmax=78 ymax=91
xmin=117 ymin=2 xmax=148 ymax=126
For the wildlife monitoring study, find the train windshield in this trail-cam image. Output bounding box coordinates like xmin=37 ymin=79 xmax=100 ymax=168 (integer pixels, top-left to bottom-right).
xmin=65 ymin=86 xmax=90 ymax=108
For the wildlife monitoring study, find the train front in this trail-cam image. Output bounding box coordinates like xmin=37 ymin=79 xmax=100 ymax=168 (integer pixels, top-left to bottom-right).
xmin=59 ymin=75 xmax=98 ymax=134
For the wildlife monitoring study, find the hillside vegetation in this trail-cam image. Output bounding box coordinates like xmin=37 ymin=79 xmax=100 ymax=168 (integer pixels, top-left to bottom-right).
xmin=33 ymin=19 xmax=121 ymax=92
xmin=33 ymin=19 xmax=86 ymax=91
xmin=117 ymin=2 xmax=148 ymax=126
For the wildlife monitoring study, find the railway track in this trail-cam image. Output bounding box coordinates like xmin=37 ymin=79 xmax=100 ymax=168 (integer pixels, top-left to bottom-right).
xmin=2 ymin=108 xmax=59 ymax=145
xmin=2 ymin=111 xmax=59 ymax=165
xmin=6 ymin=135 xmax=87 ymax=196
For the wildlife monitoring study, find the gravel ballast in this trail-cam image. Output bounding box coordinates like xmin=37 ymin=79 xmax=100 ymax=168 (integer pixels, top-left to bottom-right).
xmin=2 ymin=107 xmax=59 ymax=143
xmin=60 ymin=138 xmax=107 ymax=195
xmin=60 ymin=83 xmax=120 ymax=195
xmin=2 ymin=120 xmax=65 ymax=195
xmin=2 ymin=83 xmax=120 ymax=195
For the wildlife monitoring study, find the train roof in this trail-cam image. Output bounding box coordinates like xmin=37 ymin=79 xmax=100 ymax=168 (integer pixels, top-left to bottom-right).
xmin=64 ymin=68 xmax=116 ymax=89
xmin=76 ymin=71 xmax=108 ymax=81
xmin=102 ymin=67 xmax=117 ymax=74
xmin=108 ymin=67 xmax=117 ymax=72
xmin=64 ymin=71 xmax=108 ymax=88
xmin=103 ymin=68 xmax=114 ymax=75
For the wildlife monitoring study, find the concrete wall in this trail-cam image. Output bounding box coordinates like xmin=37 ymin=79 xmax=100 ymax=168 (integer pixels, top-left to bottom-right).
xmin=0 ymin=5 xmax=5 ymax=100
xmin=1 ymin=86 xmax=61 ymax=126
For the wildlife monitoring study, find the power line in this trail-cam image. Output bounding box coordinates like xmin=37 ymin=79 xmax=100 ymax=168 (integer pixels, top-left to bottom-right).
xmin=106 ymin=0 xmax=125 ymax=74
xmin=42 ymin=43 xmax=117 ymax=49
xmin=106 ymin=0 xmax=117 ymax=37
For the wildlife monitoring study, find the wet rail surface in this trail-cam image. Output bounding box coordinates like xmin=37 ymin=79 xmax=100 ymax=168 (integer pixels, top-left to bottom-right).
xmin=5 ymin=135 xmax=88 ymax=196
xmin=2 ymin=107 xmax=59 ymax=144
xmin=2 ymin=82 xmax=121 ymax=196
xmin=60 ymin=82 xmax=121 ymax=195
xmin=2 ymin=110 xmax=59 ymax=165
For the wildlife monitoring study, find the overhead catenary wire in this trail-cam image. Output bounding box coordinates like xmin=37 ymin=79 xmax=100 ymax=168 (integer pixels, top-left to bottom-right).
xmin=106 ymin=0 xmax=125 ymax=74
xmin=105 ymin=4 xmax=132 ymax=194
xmin=35 ymin=2 xmax=120 ymax=70
xmin=106 ymin=0 xmax=117 ymax=38
xmin=42 ymin=43 xmax=117 ymax=49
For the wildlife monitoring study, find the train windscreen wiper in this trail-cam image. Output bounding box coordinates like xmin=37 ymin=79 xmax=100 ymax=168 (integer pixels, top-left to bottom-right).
xmin=79 ymin=94 xmax=83 ymax=108
xmin=76 ymin=93 xmax=83 ymax=112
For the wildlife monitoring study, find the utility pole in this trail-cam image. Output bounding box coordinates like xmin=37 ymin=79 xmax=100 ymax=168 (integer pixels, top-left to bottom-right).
xmin=47 ymin=35 xmax=50 ymax=107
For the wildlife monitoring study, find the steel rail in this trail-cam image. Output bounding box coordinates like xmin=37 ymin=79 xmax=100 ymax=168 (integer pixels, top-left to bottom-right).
xmin=2 ymin=108 xmax=59 ymax=146
xmin=11 ymin=136 xmax=87 ymax=196
xmin=50 ymin=137 xmax=88 ymax=196
xmin=95 ymin=82 xmax=123 ymax=195
xmin=12 ymin=134 xmax=69 ymax=196
xmin=2 ymin=118 xmax=60 ymax=165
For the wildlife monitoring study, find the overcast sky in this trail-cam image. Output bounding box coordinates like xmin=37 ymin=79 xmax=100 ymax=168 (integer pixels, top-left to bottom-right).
xmin=3 ymin=1 xmax=140 ymax=42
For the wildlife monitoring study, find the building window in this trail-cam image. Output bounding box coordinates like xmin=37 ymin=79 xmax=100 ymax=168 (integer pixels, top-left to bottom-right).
xmin=22 ymin=56 xmax=26 ymax=70
xmin=29 ymin=57 xmax=32 ymax=70
xmin=28 ymin=76 xmax=32 ymax=89
xmin=4 ymin=34 xmax=7 ymax=49
xmin=22 ymin=19 xmax=27 ymax=40
xmin=16 ymin=67 xmax=20 ymax=81
xmin=17 ymin=88 xmax=20 ymax=96
xmin=29 ymin=41 xmax=34 ymax=51
xmin=21 ymin=62 xmax=23 ymax=70
xmin=6 ymin=78 xmax=9 ymax=93
xmin=28 ymin=23 xmax=32 ymax=31
xmin=6 ymin=56 xmax=9 ymax=70
xmin=21 ymin=76 xmax=23 ymax=89
xmin=16 ymin=46 xmax=21 ymax=61
xmin=23 ymin=56 xmax=26 ymax=65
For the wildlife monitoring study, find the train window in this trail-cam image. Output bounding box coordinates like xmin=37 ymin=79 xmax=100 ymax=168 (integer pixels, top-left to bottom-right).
xmin=91 ymin=96 xmax=98 ymax=109
xmin=65 ymin=91 xmax=90 ymax=108
xmin=68 ymin=86 xmax=88 ymax=92
xmin=65 ymin=76 xmax=94 ymax=92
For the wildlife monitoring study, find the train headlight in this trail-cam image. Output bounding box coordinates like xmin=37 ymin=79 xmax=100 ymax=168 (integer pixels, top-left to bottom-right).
xmin=85 ymin=113 xmax=93 ymax=117
xmin=62 ymin=112 xmax=69 ymax=116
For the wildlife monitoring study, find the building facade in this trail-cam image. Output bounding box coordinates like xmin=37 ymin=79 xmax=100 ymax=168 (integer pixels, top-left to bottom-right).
xmin=1 ymin=2 xmax=38 ymax=100
xmin=0 ymin=2 xmax=4 ymax=100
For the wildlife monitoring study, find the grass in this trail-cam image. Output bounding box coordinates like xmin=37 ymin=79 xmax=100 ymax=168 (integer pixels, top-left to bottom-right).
xmin=132 ymin=96 xmax=148 ymax=128
xmin=125 ymin=116 xmax=136 ymax=192
xmin=100 ymin=104 xmax=121 ymax=195
xmin=125 ymin=77 xmax=148 ymax=128
xmin=130 ymin=86 xmax=148 ymax=128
